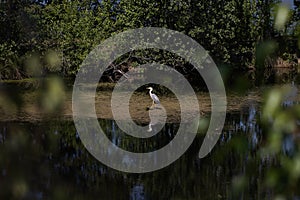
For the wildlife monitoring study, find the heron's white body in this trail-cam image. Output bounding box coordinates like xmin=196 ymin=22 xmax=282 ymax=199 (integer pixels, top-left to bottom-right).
xmin=147 ymin=87 xmax=160 ymax=104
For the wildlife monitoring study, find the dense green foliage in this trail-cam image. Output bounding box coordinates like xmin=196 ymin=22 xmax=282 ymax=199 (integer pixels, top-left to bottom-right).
xmin=0 ymin=0 xmax=299 ymax=80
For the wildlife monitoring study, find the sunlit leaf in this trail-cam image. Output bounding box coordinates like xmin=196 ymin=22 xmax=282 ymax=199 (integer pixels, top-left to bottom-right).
xmin=273 ymin=112 xmax=296 ymax=133
xmin=41 ymin=76 xmax=65 ymax=112
xmin=45 ymin=50 xmax=61 ymax=72
xmin=274 ymin=4 xmax=290 ymax=31
xmin=198 ymin=117 xmax=210 ymax=134
xmin=262 ymin=89 xmax=283 ymax=121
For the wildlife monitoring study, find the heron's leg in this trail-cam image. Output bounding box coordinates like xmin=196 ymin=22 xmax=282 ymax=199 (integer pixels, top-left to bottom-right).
xmin=149 ymin=101 xmax=154 ymax=109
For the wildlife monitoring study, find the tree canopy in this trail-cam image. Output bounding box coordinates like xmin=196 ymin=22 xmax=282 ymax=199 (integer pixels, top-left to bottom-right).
xmin=0 ymin=0 xmax=299 ymax=81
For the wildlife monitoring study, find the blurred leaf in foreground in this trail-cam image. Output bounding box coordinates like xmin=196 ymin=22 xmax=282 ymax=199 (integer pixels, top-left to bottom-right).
xmin=40 ymin=76 xmax=65 ymax=113
xmin=274 ymin=4 xmax=291 ymax=31
xmin=45 ymin=50 xmax=61 ymax=72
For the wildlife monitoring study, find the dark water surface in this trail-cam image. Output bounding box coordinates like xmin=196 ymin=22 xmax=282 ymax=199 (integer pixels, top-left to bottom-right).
xmin=1 ymin=102 xmax=299 ymax=200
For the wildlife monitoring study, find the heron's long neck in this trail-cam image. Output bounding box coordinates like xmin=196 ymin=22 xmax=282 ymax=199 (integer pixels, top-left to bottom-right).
xmin=149 ymin=89 xmax=153 ymax=95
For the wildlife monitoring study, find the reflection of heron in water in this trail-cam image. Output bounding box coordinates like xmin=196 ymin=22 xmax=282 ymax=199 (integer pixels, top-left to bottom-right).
xmin=146 ymin=87 xmax=160 ymax=109
xmin=147 ymin=123 xmax=154 ymax=132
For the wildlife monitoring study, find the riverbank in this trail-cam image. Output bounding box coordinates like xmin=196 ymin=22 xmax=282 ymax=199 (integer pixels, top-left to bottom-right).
xmin=0 ymin=83 xmax=265 ymax=123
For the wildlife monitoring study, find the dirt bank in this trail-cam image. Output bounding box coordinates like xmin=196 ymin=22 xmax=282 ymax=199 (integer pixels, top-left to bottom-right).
xmin=0 ymin=85 xmax=264 ymax=123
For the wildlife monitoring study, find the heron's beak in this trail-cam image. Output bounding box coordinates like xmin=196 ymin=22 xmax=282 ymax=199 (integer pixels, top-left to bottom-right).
xmin=146 ymin=87 xmax=150 ymax=89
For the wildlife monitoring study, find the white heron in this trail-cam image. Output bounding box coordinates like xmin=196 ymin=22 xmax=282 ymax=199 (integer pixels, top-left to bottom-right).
xmin=146 ymin=87 xmax=160 ymax=109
